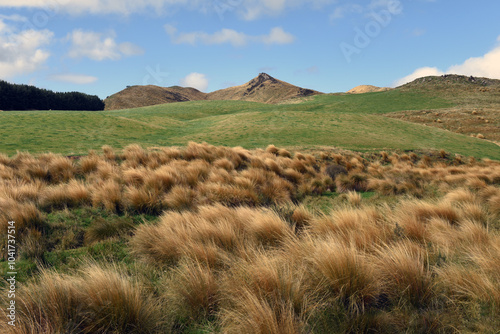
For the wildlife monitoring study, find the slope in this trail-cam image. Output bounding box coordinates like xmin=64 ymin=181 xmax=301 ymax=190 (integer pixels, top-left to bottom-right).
xmin=1 ymin=88 xmax=499 ymax=160
xmin=206 ymin=73 xmax=322 ymax=103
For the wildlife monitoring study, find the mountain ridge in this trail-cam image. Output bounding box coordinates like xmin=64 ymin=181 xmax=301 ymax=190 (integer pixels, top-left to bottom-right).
xmin=104 ymin=73 xmax=323 ymax=110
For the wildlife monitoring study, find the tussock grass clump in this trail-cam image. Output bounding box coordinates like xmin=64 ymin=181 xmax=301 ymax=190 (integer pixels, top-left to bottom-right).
xmin=0 ymin=198 xmax=45 ymax=238
xmin=39 ymin=179 xmax=90 ymax=210
xmin=85 ymin=217 xmax=135 ymax=244
xmin=79 ymin=152 xmax=100 ymax=174
xmin=220 ymin=253 xmax=318 ymax=334
xmin=91 ymin=179 xmax=122 ymax=212
xmin=335 ymin=173 xmax=368 ymax=193
xmin=374 ymin=240 xmax=434 ymax=307
xmin=8 ymin=264 xmax=163 ymax=334
xmin=47 ymin=156 xmax=75 ymax=183
xmin=307 ymin=237 xmax=379 ymax=313
xmin=325 ymin=164 xmax=348 ymax=180
xmin=162 ymin=259 xmax=219 ymax=324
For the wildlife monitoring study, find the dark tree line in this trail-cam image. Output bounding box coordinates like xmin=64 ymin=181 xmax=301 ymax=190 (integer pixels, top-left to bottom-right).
xmin=0 ymin=80 xmax=105 ymax=111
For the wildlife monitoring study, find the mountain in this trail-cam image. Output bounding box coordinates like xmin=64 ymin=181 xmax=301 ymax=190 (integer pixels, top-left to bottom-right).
xmin=104 ymin=85 xmax=206 ymax=110
xmin=347 ymin=85 xmax=392 ymax=94
xmin=206 ymin=73 xmax=322 ymax=103
xmin=104 ymin=73 xmax=322 ymax=110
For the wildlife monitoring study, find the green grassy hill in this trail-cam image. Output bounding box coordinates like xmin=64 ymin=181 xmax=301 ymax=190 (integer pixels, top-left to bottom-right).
xmin=1 ymin=88 xmax=499 ymax=159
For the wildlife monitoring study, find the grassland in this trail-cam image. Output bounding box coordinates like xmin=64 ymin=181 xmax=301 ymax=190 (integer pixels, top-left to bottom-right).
xmin=0 ymin=143 xmax=499 ymax=333
xmin=0 ymin=79 xmax=499 ymax=333
xmin=1 ymin=89 xmax=499 ymax=159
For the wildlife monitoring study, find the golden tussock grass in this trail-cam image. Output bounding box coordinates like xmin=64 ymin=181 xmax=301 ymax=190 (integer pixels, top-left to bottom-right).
xmin=91 ymin=179 xmax=122 ymax=212
xmin=79 ymin=152 xmax=101 ymax=174
xmin=39 ymin=179 xmax=90 ymax=210
xmin=220 ymin=253 xmax=317 ymax=334
xmin=161 ymin=259 xmax=219 ymax=322
xmin=374 ymin=240 xmax=434 ymax=307
xmin=8 ymin=264 xmax=163 ymax=334
xmin=307 ymin=206 xmax=390 ymax=250
xmin=124 ymin=185 xmax=164 ymax=214
xmin=307 ymin=237 xmax=379 ymax=313
xmin=163 ymin=185 xmax=197 ymax=211
xmin=0 ymin=198 xmax=44 ymax=237
xmin=345 ymin=191 xmax=362 ymax=207
xmin=1 ymin=144 xmax=500 ymax=332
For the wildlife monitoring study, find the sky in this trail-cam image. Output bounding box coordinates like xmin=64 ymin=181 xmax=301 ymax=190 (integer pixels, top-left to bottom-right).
xmin=0 ymin=0 xmax=499 ymax=99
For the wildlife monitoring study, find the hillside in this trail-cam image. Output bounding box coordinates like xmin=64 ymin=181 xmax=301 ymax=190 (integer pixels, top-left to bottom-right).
xmin=104 ymin=85 xmax=207 ymax=110
xmin=207 ymin=73 xmax=322 ymax=103
xmin=2 ymin=87 xmax=500 ymax=159
xmin=104 ymin=73 xmax=322 ymax=110
xmin=347 ymin=85 xmax=392 ymax=94
xmin=386 ymin=74 xmax=500 ymax=143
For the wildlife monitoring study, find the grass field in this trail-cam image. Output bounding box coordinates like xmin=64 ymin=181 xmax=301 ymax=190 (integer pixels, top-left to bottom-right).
xmin=1 ymin=89 xmax=498 ymax=159
xmin=0 ymin=81 xmax=499 ymax=333
xmin=1 ymin=143 xmax=499 ymax=333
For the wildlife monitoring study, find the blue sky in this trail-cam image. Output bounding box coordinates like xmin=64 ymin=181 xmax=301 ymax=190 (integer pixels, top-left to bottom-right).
xmin=1 ymin=0 xmax=499 ymax=99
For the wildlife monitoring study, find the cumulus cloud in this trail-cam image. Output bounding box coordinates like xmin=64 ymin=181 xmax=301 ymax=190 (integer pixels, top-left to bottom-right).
xmin=67 ymin=30 xmax=144 ymax=61
xmin=50 ymin=73 xmax=98 ymax=84
xmin=180 ymin=72 xmax=209 ymax=91
xmin=393 ymin=67 xmax=444 ymax=87
xmin=394 ymin=36 xmax=500 ymax=86
xmin=0 ymin=18 xmax=53 ymax=78
xmin=165 ymin=25 xmax=295 ymax=46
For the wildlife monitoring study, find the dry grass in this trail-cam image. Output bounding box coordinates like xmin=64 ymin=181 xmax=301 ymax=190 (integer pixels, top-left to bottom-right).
xmin=5 ymin=264 xmax=163 ymax=334
xmin=1 ymin=143 xmax=499 ymax=333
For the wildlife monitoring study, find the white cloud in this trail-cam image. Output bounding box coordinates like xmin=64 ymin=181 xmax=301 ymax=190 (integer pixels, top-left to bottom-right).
xmin=180 ymin=72 xmax=208 ymax=91
xmin=50 ymin=73 xmax=98 ymax=84
xmin=393 ymin=67 xmax=444 ymax=87
xmin=448 ymin=45 xmax=500 ymax=79
xmin=165 ymin=25 xmax=295 ymax=46
xmin=394 ymin=36 xmax=500 ymax=86
xmin=0 ymin=0 xmax=180 ymax=16
xmin=0 ymin=0 xmax=336 ymax=19
xmin=330 ymin=4 xmax=363 ymax=20
xmin=0 ymin=18 xmax=53 ymax=78
xmin=67 ymin=30 xmax=143 ymax=61
xmin=261 ymin=27 xmax=295 ymax=45
xmin=238 ymin=0 xmax=336 ymax=21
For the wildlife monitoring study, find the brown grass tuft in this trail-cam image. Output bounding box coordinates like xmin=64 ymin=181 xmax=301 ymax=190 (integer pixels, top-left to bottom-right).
xmin=374 ymin=240 xmax=433 ymax=306
xmin=163 ymin=185 xmax=197 ymax=211
xmin=12 ymin=264 xmax=163 ymax=333
xmin=91 ymin=179 xmax=122 ymax=212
